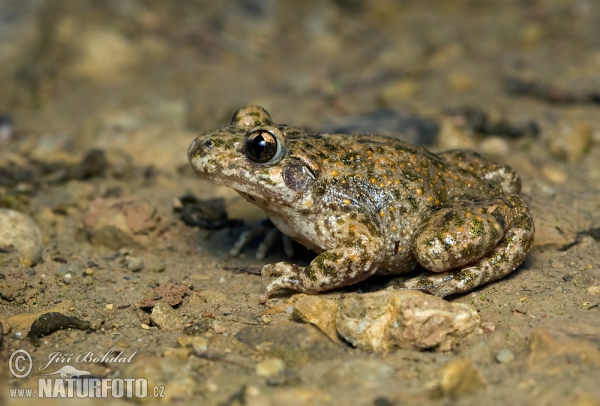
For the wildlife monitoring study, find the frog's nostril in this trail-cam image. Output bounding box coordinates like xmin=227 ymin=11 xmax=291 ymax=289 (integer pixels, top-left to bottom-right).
xmin=204 ymin=140 xmax=213 ymax=149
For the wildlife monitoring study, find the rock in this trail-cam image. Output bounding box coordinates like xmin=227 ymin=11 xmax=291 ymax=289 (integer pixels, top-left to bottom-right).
xmin=479 ymin=136 xmax=511 ymax=158
xmin=293 ymin=295 xmax=341 ymax=343
xmin=0 ymin=209 xmax=43 ymax=266
xmin=255 ymin=358 xmax=285 ymax=377
xmin=528 ymin=328 xmax=600 ymax=372
xmin=438 ymin=359 xmax=488 ymax=397
xmin=495 ymin=348 xmax=515 ymax=364
xmin=548 ymin=123 xmax=592 ymax=162
xmin=234 ymin=322 xmax=343 ymax=367
xmin=140 ymin=283 xmax=190 ymax=308
xmin=125 ymin=256 xmax=144 ymax=272
xmin=436 ymin=115 xmax=477 ymax=150
xmin=541 ymin=165 xmax=568 ymax=184
xmin=586 ymin=286 xmax=600 ymax=296
xmin=83 ymin=198 xmax=159 ymax=249
xmin=336 ymin=290 xmax=481 ymax=351
xmin=150 ymin=301 xmax=183 ymax=331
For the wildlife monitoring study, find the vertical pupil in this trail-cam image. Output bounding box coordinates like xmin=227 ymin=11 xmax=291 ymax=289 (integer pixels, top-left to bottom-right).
xmin=255 ymin=136 xmax=266 ymax=153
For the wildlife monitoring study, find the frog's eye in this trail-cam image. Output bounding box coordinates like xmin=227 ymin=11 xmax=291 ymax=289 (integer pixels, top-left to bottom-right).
xmin=243 ymin=129 xmax=283 ymax=164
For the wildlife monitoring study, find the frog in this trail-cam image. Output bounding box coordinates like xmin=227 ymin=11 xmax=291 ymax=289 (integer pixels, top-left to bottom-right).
xmin=188 ymin=106 xmax=535 ymax=303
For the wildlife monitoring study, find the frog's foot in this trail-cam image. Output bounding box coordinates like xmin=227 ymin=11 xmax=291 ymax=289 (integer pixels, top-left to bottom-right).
xmin=260 ymin=240 xmax=380 ymax=303
xmin=230 ymin=220 xmax=294 ymax=260
xmin=394 ymin=195 xmax=534 ymax=297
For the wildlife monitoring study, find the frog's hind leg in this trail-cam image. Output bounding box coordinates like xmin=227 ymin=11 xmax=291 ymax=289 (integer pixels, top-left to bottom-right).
xmin=391 ymin=195 xmax=534 ymax=297
xmin=438 ymin=149 xmax=521 ymax=195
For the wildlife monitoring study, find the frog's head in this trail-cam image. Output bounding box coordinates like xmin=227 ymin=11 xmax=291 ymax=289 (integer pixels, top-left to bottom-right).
xmin=188 ymin=106 xmax=320 ymax=211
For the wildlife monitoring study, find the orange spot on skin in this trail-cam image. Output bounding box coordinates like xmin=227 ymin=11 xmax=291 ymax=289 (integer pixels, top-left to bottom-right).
xmin=330 ymin=170 xmax=340 ymax=177
xmin=370 ymin=177 xmax=377 ymax=184
xmin=416 ymin=188 xmax=423 ymax=196
xmin=343 ymin=199 xmax=351 ymax=205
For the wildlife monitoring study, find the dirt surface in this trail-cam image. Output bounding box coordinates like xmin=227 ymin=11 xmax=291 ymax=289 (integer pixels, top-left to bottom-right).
xmin=1 ymin=1 xmax=599 ymax=405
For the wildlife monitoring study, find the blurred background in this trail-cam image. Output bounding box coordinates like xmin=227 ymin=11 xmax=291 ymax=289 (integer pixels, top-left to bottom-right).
xmin=1 ymin=0 xmax=598 ymax=185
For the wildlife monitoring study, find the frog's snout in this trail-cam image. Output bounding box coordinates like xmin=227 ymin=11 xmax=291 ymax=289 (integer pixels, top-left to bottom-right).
xmin=187 ymin=136 xmax=211 ymax=175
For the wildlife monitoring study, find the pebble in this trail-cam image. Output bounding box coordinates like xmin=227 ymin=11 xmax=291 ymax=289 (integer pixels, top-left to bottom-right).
xmin=125 ymin=256 xmax=144 ymax=272
xmin=0 ymin=209 xmax=43 ymax=266
xmin=150 ymin=301 xmax=183 ymax=331
xmin=528 ymin=328 xmax=600 ymax=371
xmin=548 ymin=122 xmax=592 ymax=162
xmin=82 ymin=198 xmax=159 ymax=249
xmin=438 ymin=359 xmax=488 ymax=397
xmin=255 ymin=358 xmax=285 ymax=377
xmin=541 ymin=165 xmax=568 ymax=184
xmin=336 ymin=290 xmax=481 ymax=351
xmin=293 ymin=295 xmax=341 ymax=343
xmin=479 ymin=136 xmax=511 ymax=158
xmin=586 ymin=286 xmax=600 ymax=296
xmin=495 ymin=348 xmax=515 ymax=364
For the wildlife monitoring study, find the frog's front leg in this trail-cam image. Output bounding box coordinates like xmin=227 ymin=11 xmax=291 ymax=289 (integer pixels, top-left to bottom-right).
xmin=394 ymin=195 xmax=534 ymax=297
xmin=260 ymin=239 xmax=381 ymax=303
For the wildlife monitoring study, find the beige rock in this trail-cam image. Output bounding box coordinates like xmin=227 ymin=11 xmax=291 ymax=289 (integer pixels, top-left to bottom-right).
xmin=0 ymin=209 xmax=43 ymax=266
xmin=255 ymin=358 xmax=285 ymax=377
xmin=293 ymin=295 xmax=341 ymax=343
xmin=150 ymin=301 xmax=183 ymax=331
xmin=436 ymin=116 xmax=477 ymax=150
xmin=548 ymin=123 xmax=592 ymax=162
xmin=336 ymin=290 xmax=481 ymax=351
xmin=438 ymin=359 xmax=488 ymax=397
xmin=83 ymin=198 xmax=158 ymax=249
xmin=528 ymin=328 xmax=600 ymax=372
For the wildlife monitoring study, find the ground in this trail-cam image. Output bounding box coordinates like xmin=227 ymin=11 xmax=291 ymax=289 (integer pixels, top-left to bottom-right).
xmin=0 ymin=1 xmax=599 ymax=405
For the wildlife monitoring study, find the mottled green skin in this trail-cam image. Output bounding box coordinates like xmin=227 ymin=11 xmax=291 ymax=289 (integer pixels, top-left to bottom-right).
xmin=188 ymin=106 xmax=535 ymax=302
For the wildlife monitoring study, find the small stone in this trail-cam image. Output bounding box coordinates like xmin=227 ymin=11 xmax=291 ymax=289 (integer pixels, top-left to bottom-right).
xmin=496 ymin=348 xmax=515 ymax=364
xmin=213 ymin=323 xmax=225 ymax=334
xmin=528 ymin=328 xmax=600 ymax=371
xmin=479 ymin=136 xmax=511 ymax=158
xmin=150 ymin=301 xmax=182 ymax=331
xmin=548 ymin=122 xmax=592 ymax=162
xmin=164 ymin=347 xmax=191 ymax=360
xmin=83 ymin=198 xmax=158 ymax=249
xmin=0 ymin=209 xmax=43 ymax=266
xmin=438 ymin=359 xmax=488 ymax=397
xmin=125 ymin=256 xmax=144 ymax=272
xmin=293 ymin=295 xmax=341 ymax=343
xmin=140 ymin=284 xmax=190 ymax=308
xmin=140 ymin=323 xmax=151 ymax=330
xmin=256 ymin=358 xmax=285 ymax=377
xmin=541 ymin=165 xmax=567 ymax=184
xmin=191 ymin=336 xmax=209 ymax=353
xmin=336 ymin=290 xmax=481 ymax=351
xmin=105 ymin=304 xmax=114 ymax=311
xmin=586 ymin=286 xmax=600 ymax=296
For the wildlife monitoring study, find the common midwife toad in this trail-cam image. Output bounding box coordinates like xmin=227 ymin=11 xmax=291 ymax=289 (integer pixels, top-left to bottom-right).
xmin=188 ymin=106 xmax=534 ymax=303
